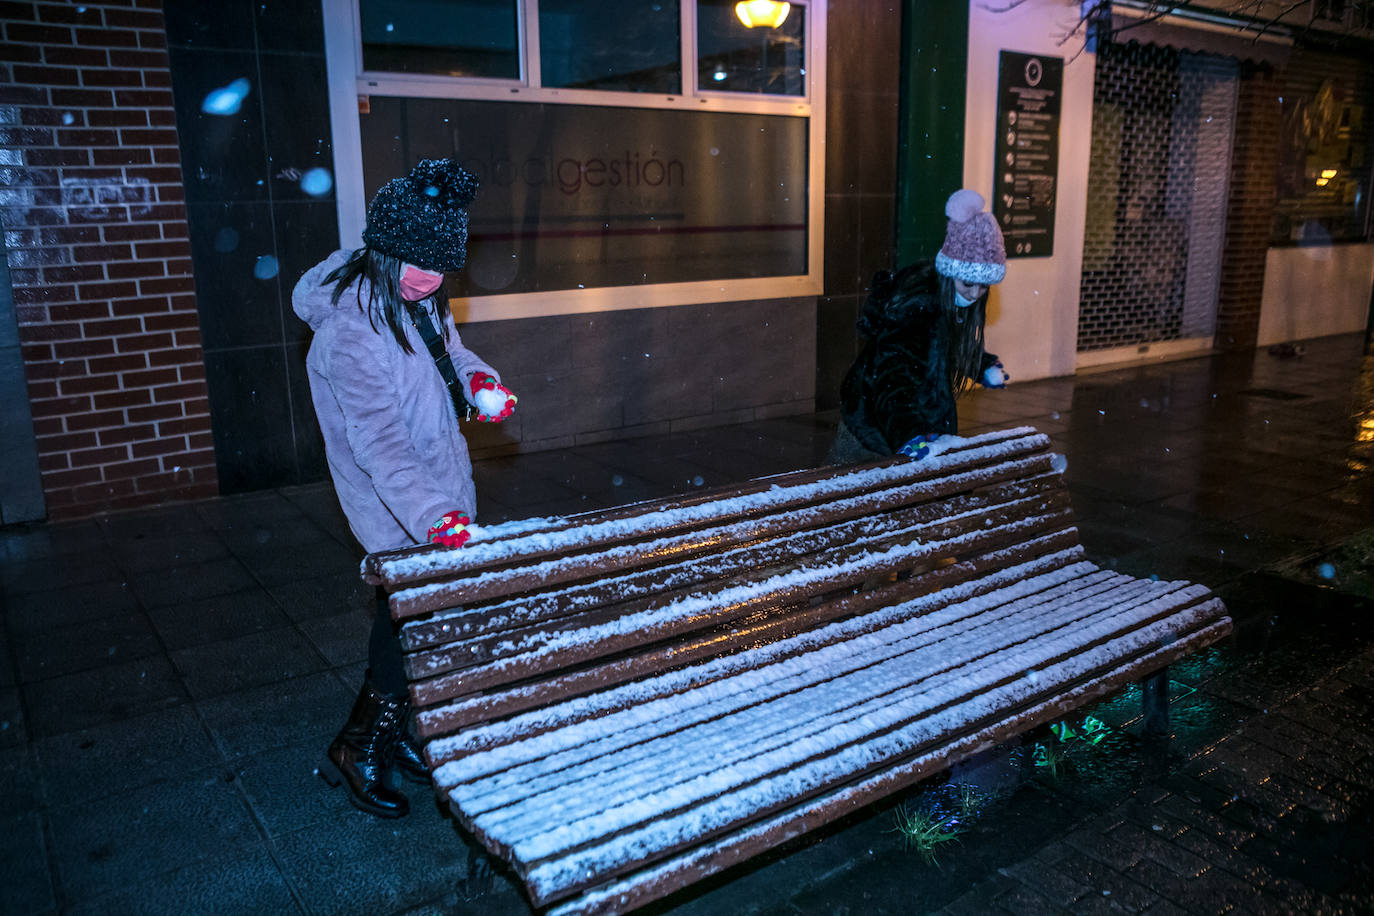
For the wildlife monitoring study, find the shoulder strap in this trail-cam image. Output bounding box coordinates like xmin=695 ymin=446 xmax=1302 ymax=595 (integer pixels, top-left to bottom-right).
xmin=406 ymin=303 xmax=470 ymax=420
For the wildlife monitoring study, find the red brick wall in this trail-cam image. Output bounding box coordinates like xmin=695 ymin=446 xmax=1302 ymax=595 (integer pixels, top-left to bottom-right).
xmin=0 ymin=0 xmax=217 ymax=518
xmin=1215 ymin=62 xmax=1280 ymax=351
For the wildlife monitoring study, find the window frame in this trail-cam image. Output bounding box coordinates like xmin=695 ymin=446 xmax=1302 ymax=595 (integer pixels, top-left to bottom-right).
xmin=322 ymin=0 xmax=826 ymax=322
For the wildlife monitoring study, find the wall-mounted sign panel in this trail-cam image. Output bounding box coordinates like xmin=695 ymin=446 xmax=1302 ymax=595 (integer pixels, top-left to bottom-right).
xmin=992 ymin=50 xmax=1062 ymax=258
xmin=360 ymin=97 xmax=808 ymax=297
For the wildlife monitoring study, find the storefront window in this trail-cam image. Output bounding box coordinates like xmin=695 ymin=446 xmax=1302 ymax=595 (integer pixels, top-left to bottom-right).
xmin=329 ymin=0 xmax=822 ymax=314
xmin=360 ymin=97 xmax=808 ymax=295
xmin=359 ymin=0 xmax=520 ymax=79
xmin=697 ymin=0 xmax=805 ymax=96
xmin=1272 ymin=51 xmax=1373 ymax=244
xmin=539 ymin=0 xmax=682 ymax=93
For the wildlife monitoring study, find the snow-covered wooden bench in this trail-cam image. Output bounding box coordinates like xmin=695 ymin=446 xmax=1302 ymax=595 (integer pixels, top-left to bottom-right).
xmin=362 ymin=426 xmax=1231 ymax=915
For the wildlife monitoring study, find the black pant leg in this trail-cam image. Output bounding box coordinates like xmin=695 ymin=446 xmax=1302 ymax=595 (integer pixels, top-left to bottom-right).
xmin=367 ymin=586 xmax=409 ymax=698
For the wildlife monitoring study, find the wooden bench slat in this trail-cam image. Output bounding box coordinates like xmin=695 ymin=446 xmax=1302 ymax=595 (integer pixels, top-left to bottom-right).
xmin=452 ymin=576 xmax=1201 ymax=838
xmin=372 ymin=429 xmax=1046 ymax=592
xmin=470 ymin=584 xmax=1214 ymax=856
xmin=421 ymin=543 xmax=1091 ymax=759
xmin=451 ymin=571 xmax=1152 ymax=827
xmin=549 ymin=426 xmax=1042 ymax=528
xmin=407 ymin=494 xmax=1073 ymax=708
xmin=372 ymin=431 xmax=1053 ymax=596
xmin=432 ymin=558 xmax=1112 ymax=790
xmin=405 ymin=500 xmax=1075 ymax=709
xmin=512 ymin=597 xmax=1227 ymax=903
xmin=397 ymin=471 xmax=1068 ymax=653
xmin=389 ymin=451 xmax=1059 ymax=618
xmin=540 ymin=616 xmax=1232 ymax=916
xmin=369 ymin=428 xmax=1045 ymax=583
xmin=413 ymin=535 xmax=1085 ymax=740
xmin=399 ymin=484 xmax=1048 ymax=668
xmin=434 ymin=563 xmax=1123 ymax=786
xmin=401 ymin=482 xmax=1070 ymax=681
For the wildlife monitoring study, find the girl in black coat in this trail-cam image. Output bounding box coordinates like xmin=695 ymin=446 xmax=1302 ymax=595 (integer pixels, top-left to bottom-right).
xmin=833 ymin=189 xmax=1009 ymax=463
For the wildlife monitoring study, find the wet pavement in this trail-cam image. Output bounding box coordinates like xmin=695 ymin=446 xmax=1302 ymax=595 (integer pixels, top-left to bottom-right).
xmin=1 ymin=332 xmax=1372 ymax=915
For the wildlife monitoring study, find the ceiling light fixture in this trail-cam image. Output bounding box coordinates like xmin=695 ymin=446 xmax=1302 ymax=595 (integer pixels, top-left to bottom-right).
xmin=735 ymin=0 xmax=791 ymax=28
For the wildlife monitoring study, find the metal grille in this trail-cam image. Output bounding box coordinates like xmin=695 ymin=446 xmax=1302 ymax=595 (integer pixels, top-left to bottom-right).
xmin=1077 ymin=41 xmax=1238 ymax=353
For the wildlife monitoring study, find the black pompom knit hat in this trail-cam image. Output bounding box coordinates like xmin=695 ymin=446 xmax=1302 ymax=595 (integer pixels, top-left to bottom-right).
xmin=361 ymin=158 xmax=479 ymax=272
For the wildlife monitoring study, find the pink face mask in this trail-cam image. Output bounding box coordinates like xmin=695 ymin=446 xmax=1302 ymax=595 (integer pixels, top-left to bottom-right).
xmin=399 ymin=263 xmax=444 ymax=301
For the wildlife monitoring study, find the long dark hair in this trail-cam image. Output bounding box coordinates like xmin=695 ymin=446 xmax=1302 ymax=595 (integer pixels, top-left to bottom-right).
xmin=860 ymin=261 xmax=987 ymax=394
xmin=937 ymin=272 xmax=988 ymax=395
xmin=322 ymin=247 xmax=449 ymax=354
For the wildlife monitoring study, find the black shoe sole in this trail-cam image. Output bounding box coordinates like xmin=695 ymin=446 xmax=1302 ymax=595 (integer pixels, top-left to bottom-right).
xmin=318 ymin=755 xmax=409 ymax=819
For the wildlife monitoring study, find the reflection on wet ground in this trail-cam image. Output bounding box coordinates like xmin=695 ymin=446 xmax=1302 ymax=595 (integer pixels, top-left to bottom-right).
xmin=0 ymin=333 xmax=1370 ymax=914
xmin=727 ymin=569 xmax=1373 ymax=916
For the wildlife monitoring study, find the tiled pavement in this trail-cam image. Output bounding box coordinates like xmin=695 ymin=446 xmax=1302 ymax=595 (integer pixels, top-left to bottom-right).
xmin=1 ymin=333 xmax=1372 ymax=914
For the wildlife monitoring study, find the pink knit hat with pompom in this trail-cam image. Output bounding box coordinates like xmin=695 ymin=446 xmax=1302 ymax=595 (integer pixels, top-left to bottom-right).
xmin=935 ymin=189 xmax=1006 ymax=285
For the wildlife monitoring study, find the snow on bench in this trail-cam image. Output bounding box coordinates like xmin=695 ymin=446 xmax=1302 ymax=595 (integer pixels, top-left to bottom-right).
xmin=362 ymin=426 xmax=1231 ymax=914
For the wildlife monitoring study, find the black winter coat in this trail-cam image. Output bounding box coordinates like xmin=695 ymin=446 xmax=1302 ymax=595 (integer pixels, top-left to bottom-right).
xmin=839 ymin=262 xmax=998 ymax=456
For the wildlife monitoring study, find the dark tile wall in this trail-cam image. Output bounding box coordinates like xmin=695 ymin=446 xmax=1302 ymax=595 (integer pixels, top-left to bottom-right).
xmin=817 ymin=0 xmax=904 ymax=410
xmin=458 ymin=297 xmax=818 ymax=458
xmin=163 ymin=0 xmax=336 ymax=492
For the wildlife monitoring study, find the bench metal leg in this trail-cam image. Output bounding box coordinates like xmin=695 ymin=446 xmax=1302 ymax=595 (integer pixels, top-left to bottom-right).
xmin=1142 ymin=668 xmax=1170 ymax=737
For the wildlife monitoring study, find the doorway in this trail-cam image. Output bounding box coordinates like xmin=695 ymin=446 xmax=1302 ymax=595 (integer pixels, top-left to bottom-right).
xmin=1076 ymin=41 xmax=1239 ymax=367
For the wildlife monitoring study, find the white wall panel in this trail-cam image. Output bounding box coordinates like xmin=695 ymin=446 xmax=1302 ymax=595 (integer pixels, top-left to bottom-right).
xmin=1258 ymin=244 xmax=1374 ymax=346
xmin=964 ymin=0 xmax=1096 ymax=381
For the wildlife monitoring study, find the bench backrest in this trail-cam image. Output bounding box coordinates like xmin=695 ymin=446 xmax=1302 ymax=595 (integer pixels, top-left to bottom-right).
xmin=365 ymin=427 xmax=1077 ymax=762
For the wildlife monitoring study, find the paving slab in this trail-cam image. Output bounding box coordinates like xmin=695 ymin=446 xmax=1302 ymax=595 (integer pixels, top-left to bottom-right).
xmin=64 ymin=843 xmax=300 ymax=916
xmin=32 ymin=704 xmax=220 ymax=806
xmin=147 ymin=587 xmax=291 ymax=651
xmin=0 ymin=812 xmax=56 ymax=914
xmin=171 ymin=625 xmax=329 ymax=700
xmin=197 ymin=670 xmax=355 ymax=762
xmin=45 ymin=769 xmax=259 ymax=903
xmin=21 ymin=654 xmax=188 ymax=738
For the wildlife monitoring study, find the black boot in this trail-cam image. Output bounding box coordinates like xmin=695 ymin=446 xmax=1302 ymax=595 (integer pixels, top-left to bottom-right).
xmin=319 ymin=679 xmax=409 ymax=818
xmin=390 ymin=712 xmax=431 ymax=784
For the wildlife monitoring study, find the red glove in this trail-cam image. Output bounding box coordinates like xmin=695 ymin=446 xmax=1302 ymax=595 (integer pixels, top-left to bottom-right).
xmin=469 ymin=372 xmax=517 ymax=423
xmin=427 ymin=510 xmax=471 ymax=548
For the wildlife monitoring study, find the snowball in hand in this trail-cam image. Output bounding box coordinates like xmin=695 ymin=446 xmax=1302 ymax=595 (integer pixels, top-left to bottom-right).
xmin=474 ymin=386 xmax=507 ymax=416
xmin=982 ymin=365 xmax=1007 ymax=388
